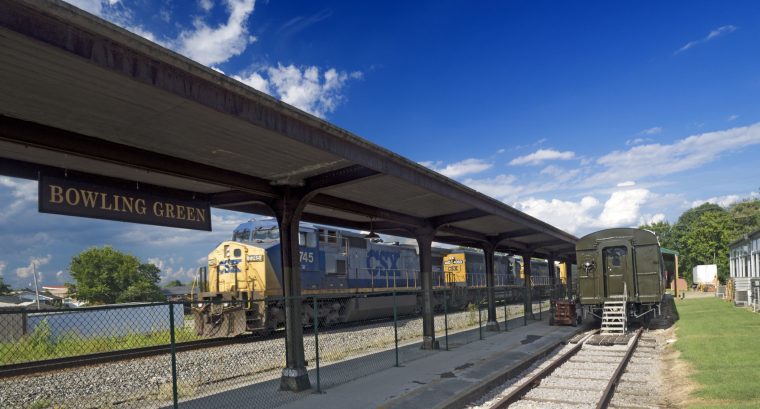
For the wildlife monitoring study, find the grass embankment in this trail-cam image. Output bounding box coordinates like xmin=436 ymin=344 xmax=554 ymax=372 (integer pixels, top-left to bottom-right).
xmin=675 ymin=297 xmax=760 ymax=409
xmin=0 ymin=318 xmax=202 ymax=366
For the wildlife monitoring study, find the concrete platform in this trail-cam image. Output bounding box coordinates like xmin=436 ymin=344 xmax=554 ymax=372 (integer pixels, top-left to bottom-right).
xmin=171 ymin=318 xmax=582 ymax=409
xmin=277 ymin=320 xmax=581 ymax=409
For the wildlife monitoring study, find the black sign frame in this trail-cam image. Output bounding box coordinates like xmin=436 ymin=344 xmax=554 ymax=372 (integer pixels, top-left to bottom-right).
xmin=39 ymin=175 xmax=212 ymax=231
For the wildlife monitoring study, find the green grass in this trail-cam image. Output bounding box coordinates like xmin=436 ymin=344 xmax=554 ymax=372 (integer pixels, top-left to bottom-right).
xmin=675 ymin=297 xmax=760 ymax=408
xmin=0 ymin=319 xmax=202 ymax=365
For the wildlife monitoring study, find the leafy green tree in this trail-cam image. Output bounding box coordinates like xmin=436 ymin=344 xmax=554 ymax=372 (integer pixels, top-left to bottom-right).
xmin=674 ymin=206 xmax=736 ymax=284
xmin=67 ymin=247 xmax=164 ymax=304
xmin=639 ymin=220 xmax=674 ymax=249
xmin=163 ymin=280 xmax=184 ymax=287
xmin=728 ymin=199 xmax=760 ymax=236
xmin=0 ymin=277 xmax=11 ymax=295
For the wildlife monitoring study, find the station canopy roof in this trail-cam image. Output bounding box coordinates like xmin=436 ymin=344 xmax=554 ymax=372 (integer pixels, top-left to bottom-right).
xmin=0 ymin=0 xmax=577 ymax=260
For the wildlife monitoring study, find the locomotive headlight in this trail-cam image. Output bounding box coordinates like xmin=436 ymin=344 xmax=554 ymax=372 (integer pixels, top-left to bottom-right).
xmin=223 ymin=302 xmax=230 ymax=307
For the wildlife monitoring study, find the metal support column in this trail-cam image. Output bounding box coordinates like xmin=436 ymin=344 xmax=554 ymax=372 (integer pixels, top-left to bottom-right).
xmin=483 ymin=244 xmax=499 ymax=331
xmin=275 ymin=189 xmax=313 ymax=392
xmin=416 ymin=227 xmax=439 ymax=350
xmin=547 ymin=256 xmax=556 ymax=286
xmin=522 ymin=253 xmax=533 ymax=318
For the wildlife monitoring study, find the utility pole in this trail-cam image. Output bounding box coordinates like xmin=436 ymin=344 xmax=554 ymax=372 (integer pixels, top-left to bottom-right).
xmin=32 ymin=262 xmax=41 ymax=310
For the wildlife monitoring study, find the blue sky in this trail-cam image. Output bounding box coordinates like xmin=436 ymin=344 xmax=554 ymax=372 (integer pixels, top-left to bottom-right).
xmin=2 ymin=0 xmax=760 ymax=288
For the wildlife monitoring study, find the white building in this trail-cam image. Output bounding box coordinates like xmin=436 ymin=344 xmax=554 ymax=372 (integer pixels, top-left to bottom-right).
xmin=728 ymin=229 xmax=760 ymax=306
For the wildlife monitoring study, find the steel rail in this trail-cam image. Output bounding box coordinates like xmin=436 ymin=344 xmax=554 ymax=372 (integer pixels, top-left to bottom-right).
xmin=0 ymin=334 xmax=262 ymax=379
xmin=491 ymin=331 xmax=597 ymax=409
xmin=596 ymin=327 xmax=643 ymax=409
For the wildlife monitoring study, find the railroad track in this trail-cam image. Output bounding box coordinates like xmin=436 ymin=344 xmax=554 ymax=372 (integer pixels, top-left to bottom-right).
xmin=0 ymin=333 xmax=265 ymax=378
xmin=490 ymin=328 xmax=645 ymax=409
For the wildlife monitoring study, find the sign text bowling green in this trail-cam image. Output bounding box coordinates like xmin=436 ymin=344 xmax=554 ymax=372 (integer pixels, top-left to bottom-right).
xmin=39 ymin=175 xmax=211 ymax=231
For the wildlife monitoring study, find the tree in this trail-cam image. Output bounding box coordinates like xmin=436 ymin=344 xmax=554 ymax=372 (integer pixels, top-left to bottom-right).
xmin=673 ymin=205 xmax=736 ymax=284
xmin=728 ymin=199 xmax=760 ymax=236
xmin=68 ymin=247 xmax=164 ymax=304
xmin=163 ymin=280 xmax=184 ymax=287
xmin=638 ymin=220 xmax=674 ymax=249
xmin=0 ymin=277 xmax=11 ymax=295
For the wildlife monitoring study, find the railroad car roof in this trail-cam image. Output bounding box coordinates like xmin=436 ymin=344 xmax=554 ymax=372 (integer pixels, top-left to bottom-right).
xmin=576 ymin=228 xmax=659 ymax=250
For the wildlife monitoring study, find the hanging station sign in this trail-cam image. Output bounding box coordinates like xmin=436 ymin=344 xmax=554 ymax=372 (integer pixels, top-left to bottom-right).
xmin=39 ymin=175 xmax=212 ymax=231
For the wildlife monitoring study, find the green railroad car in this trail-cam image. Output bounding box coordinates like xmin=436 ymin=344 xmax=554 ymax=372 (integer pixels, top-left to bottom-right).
xmin=576 ymin=228 xmax=665 ymax=324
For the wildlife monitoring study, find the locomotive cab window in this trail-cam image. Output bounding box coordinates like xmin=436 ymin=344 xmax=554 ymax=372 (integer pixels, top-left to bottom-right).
xmin=232 ymin=229 xmax=250 ymax=242
xmin=233 ymin=249 xmax=241 ymax=258
xmin=318 ymin=228 xmax=338 ymax=244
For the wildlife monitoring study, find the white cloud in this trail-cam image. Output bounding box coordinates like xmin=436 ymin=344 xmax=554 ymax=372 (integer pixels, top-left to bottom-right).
xmin=64 ymin=0 xmax=105 ymax=15
xmin=728 ymin=114 xmax=739 ymax=122
xmin=639 ymin=213 xmax=666 ymax=226
xmin=588 ymin=122 xmax=760 ymax=187
xmin=15 ymin=255 xmax=52 ymax=279
xmin=509 ymin=149 xmax=576 ymax=166
xmin=175 ymin=0 xmax=256 ymax=65
xmin=199 ymin=0 xmax=214 ymax=12
xmin=246 ymin=64 xmax=358 ymax=118
xmin=539 ymin=165 xmax=580 ymax=182
xmin=148 ymin=257 xmax=197 ymax=284
xmin=617 ymin=181 xmax=636 ymax=187
xmin=0 ymin=177 xmax=37 ymax=222
xmin=514 ymin=188 xmax=655 ymax=234
xmin=598 ymin=189 xmax=650 ymax=227
xmin=233 ymin=71 xmax=271 ymax=94
xmin=0 ymin=260 xmax=5 ymax=276
xmin=641 ymin=127 xmax=662 ymax=135
xmin=513 ymin=196 xmax=600 ymax=234
xmin=462 ymin=174 xmax=521 ymax=201
xmin=626 ymin=137 xmax=652 ymax=146
xmin=691 ymin=191 xmax=759 ymax=208
xmin=676 ymin=25 xmax=737 ymax=54
xmin=420 ymin=158 xmax=492 ymax=178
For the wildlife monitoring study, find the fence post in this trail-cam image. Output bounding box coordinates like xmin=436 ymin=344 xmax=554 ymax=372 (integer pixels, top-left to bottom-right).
xmin=478 ymin=288 xmax=483 ymax=340
xmin=313 ymin=296 xmax=321 ymax=393
xmin=539 ymin=292 xmax=543 ymax=320
xmin=393 ymin=291 xmax=399 ymax=367
xmin=523 ymin=288 xmax=528 ymax=327
xmin=169 ymin=303 xmax=178 ymax=409
xmin=503 ymin=287 xmax=508 ymax=332
xmin=443 ymin=289 xmax=449 ymax=351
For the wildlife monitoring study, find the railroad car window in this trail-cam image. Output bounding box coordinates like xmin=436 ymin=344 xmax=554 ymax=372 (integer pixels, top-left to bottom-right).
xmin=318 ymin=228 xmax=338 ymax=244
xmin=604 ymin=247 xmax=626 ymax=267
xmin=348 ymin=237 xmax=367 ymax=250
xmin=233 ymin=249 xmax=241 ymax=257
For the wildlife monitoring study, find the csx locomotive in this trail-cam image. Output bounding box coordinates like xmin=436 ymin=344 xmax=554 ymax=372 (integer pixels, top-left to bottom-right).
xmin=192 ymin=219 xmax=554 ymax=337
xmin=576 ymin=228 xmax=666 ymax=325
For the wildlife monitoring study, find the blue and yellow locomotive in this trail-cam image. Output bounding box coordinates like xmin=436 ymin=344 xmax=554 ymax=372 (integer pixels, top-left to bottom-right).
xmin=192 ymin=219 xmax=551 ymax=337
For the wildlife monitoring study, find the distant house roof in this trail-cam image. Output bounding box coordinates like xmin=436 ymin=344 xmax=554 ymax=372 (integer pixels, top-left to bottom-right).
xmin=16 ymin=291 xmax=57 ymax=302
xmin=162 ymin=286 xmax=192 ymax=296
xmin=0 ymin=295 xmax=22 ymax=305
xmin=43 ymin=286 xmax=69 ymax=297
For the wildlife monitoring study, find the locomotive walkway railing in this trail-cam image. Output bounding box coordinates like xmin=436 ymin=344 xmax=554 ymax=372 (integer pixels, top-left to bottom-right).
xmin=0 ymin=284 xmax=571 ymax=409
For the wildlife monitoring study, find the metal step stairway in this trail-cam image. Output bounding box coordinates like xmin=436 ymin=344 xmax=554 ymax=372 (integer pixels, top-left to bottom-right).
xmin=601 ymin=300 xmax=627 ymax=334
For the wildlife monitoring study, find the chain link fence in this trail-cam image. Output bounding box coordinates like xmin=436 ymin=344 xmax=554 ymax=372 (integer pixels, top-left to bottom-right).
xmin=0 ymin=284 xmax=573 ymax=409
